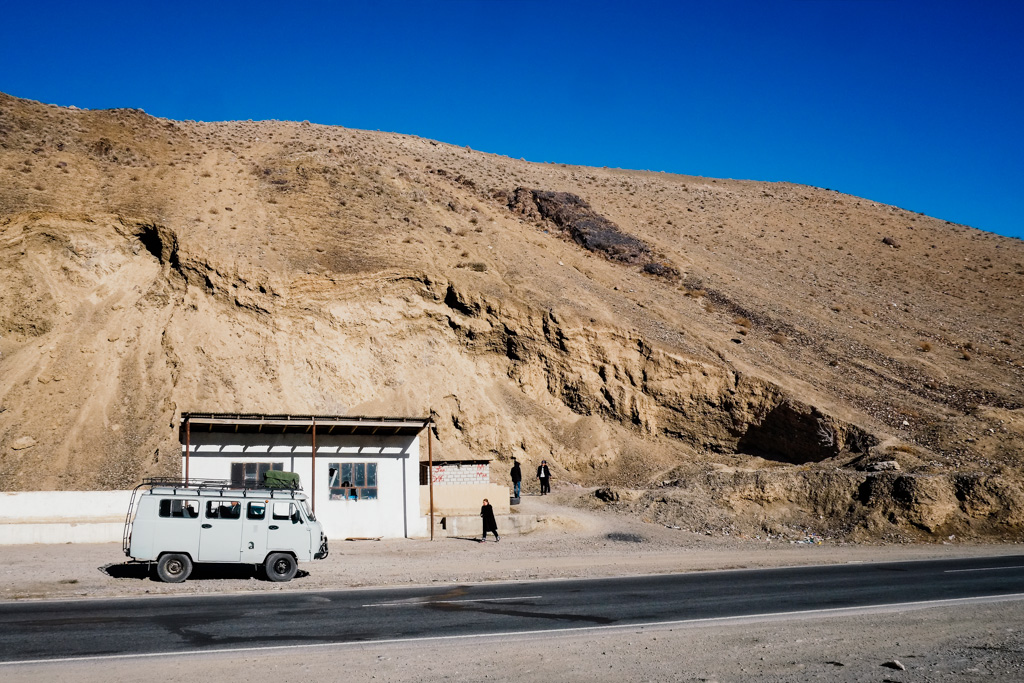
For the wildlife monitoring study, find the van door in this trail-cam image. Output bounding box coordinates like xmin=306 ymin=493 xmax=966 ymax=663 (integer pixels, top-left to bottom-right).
xmin=268 ymin=501 xmax=309 ymax=556
xmin=199 ymin=499 xmax=243 ymax=562
xmin=240 ymin=500 xmax=269 ymax=563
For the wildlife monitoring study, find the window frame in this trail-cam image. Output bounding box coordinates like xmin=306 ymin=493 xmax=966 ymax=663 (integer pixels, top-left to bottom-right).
xmin=158 ymin=498 xmax=199 ymax=519
xmin=230 ymin=461 xmax=285 ymax=488
xmin=206 ymin=500 xmax=242 ymax=520
xmin=247 ymin=501 xmax=266 ymax=520
xmin=328 ymin=461 xmax=378 ymax=501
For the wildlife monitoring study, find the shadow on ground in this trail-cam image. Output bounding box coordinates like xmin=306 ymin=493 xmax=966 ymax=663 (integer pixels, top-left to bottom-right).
xmin=100 ymin=562 xmax=310 ymax=582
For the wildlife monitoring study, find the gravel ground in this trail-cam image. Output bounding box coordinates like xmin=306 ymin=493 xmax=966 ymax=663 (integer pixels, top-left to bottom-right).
xmin=2 ymin=491 xmax=1024 ymax=598
xmin=3 ymin=494 xmax=1024 ymax=681
xmin=2 ymin=493 xmax=1019 ymax=601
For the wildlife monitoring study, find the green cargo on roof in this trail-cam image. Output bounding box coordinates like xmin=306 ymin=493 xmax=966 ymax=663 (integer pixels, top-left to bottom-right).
xmin=264 ymin=470 xmax=301 ymax=490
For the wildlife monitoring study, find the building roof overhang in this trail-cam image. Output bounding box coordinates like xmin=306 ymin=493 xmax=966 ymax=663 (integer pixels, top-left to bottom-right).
xmin=179 ymin=412 xmax=432 ymax=440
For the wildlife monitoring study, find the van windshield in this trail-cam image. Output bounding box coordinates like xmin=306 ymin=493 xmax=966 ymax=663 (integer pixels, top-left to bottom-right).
xmin=302 ymin=500 xmax=315 ymax=522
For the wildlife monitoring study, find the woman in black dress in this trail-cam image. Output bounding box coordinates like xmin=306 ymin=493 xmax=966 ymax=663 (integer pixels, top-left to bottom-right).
xmin=480 ymin=498 xmax=499 ymax=542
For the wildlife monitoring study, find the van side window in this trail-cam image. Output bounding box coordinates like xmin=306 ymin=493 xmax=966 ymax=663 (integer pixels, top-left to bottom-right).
xmin=272 ymin=502 xmax=297 ymax=521
xmin=247 ymin=502 xmax=266 ymax=520
xmin=159 ymin=499 xmax=199 ymax=518
xmin=207 ymin=500 xmax=241 ymax=520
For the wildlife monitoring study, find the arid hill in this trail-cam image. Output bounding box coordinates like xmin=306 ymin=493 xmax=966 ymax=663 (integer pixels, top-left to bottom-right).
xmin=1 ymin=92 xmax=1022 ymax=541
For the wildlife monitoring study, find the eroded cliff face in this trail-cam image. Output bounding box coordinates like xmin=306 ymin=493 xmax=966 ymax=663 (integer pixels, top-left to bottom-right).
xmin=1 ymin=93 xmax=1023 ymax=540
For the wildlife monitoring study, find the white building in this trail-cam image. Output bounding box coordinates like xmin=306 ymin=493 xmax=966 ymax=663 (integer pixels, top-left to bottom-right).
xmin=180 ymin=413 xmax=431 ymax=540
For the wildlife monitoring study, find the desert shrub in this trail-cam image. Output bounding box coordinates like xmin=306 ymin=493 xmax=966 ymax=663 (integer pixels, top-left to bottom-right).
xmin=733 ymin=316 xmax=751 ymax=328
xmin=918 ymin=341 xmax=932 ymax=352
xmin=523 ymin=189 xmax=653 ymax=264
xmin=642 ymin=262 xmax=681 ymax=281
xmin=770 ymin=333 xmax=786 ymax=345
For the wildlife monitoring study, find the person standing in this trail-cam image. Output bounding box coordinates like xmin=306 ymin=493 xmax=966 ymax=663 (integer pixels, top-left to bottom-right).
xmin=480 ymin=498 xmax=499 ymax=542
xmin=537 ymin=460 xmax=551 ymax=495
xmin=510 ymin=459 xmax=522 ymax=498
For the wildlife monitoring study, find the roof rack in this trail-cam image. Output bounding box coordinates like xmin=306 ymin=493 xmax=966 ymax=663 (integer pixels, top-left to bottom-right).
xmin=136 ymin=477 xmax=303 ymax=495
xmin=141 ymin=477 xmax=232 ymax=489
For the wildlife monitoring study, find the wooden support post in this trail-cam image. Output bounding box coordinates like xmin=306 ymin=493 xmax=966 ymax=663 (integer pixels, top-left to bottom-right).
xmin=311 ymin=417 xmax=317 ymax=515
xmin=185 ymin=416 xmax=191 ymax=485
xmin=428 ymin=420 xmax=435 ymax=541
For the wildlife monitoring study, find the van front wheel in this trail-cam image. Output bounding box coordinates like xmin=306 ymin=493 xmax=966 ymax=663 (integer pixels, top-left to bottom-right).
xmin=264 ymin=553 xmax=297 ymax=582
xmin=156 ymin=553 xmax=192 ymax=583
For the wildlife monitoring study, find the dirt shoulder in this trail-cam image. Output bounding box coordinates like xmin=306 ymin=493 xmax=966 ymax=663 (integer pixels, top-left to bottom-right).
xmin=7 ymin=599 xmax=1024 ymax=682
xmin=4 ymin=496 xmax=1024 ymax=682
xmin=1 ymin=495 xmax=1020 ymax=601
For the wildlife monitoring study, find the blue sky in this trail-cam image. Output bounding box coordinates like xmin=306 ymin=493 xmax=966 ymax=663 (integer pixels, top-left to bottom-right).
xmin=2 ymin=1 xmax=1021 ymax=238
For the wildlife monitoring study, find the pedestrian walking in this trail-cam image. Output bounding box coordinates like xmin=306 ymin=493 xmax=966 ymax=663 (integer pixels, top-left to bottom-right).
xmin=480 ymin=498 xmax=499 ymax=542
xmin=537 ymin=460 xmax=551 ymax=495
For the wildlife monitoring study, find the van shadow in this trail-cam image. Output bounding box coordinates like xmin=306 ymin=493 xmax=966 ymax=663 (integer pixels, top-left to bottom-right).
xmin=100 ymin=562 xmax=310 ymax=582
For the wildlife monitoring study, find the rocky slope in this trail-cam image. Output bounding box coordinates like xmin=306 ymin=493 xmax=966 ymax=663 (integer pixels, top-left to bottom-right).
xmin=1 ymin=92 xmax=1022 ymax=540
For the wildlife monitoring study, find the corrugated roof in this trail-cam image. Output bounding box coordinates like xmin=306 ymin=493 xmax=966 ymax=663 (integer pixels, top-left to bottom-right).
xmin=179 ymin=412 xmax=432 ymax=439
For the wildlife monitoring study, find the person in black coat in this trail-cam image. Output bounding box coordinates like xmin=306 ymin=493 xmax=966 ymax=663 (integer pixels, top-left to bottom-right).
xmin=480 ymin=499 xmax=499 ymax=542
xmin=537 ymin=460 xmax=551 ymax=495
xmin=510 ymin=459 xmax=522 ymax=498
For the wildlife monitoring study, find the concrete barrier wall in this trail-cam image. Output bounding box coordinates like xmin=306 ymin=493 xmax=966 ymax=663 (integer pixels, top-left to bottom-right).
xmin=419 ymin=484 xmax=510 ymax=516
xmin=0 ymin=491 xmax=133 ymax=545
xmin=429 ymin=513 xmax=545 ymax=538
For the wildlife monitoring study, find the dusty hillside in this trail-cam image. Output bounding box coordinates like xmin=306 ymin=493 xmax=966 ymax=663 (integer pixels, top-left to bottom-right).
xmin=1 ymin=92 xmax=1022 ymax=541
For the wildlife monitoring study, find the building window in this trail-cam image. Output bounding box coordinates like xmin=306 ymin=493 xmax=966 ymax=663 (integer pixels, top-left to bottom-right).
xmin=328 ymin=462 xmax=378 ymax=501
xmin=230 ymin=462 xmax=284 ymax=487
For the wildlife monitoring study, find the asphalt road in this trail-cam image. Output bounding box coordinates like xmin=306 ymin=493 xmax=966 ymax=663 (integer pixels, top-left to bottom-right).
xmin=2 ymin=554 xmax=1023 ymax=664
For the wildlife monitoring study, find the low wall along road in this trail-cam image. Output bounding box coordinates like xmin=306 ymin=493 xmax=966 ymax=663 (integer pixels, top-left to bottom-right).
xmin=0 ymin=491 xmax=133 ymax=544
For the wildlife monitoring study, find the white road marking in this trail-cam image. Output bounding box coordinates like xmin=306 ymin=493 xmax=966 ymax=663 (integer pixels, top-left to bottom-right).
xmin=3 ymin=593 xmax=1023 ymax=667
xmin=362 ymin=595 xmax=542 ymax=607
xmin=945 ymin=565 xmax=1024 ymax=573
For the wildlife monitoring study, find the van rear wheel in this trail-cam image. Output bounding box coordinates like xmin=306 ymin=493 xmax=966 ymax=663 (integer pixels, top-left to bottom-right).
xmin=264 ymin=552 xmax=297 ymax=582
xmin=156 ymin=553 xmax=192 ymax=583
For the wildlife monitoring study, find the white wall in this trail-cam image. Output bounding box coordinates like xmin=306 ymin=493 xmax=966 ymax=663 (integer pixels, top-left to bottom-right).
xmin=0 ymin=491 xmax=133 ymax=544
xmin=183 ymin=431 xmax=427 ymax=540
